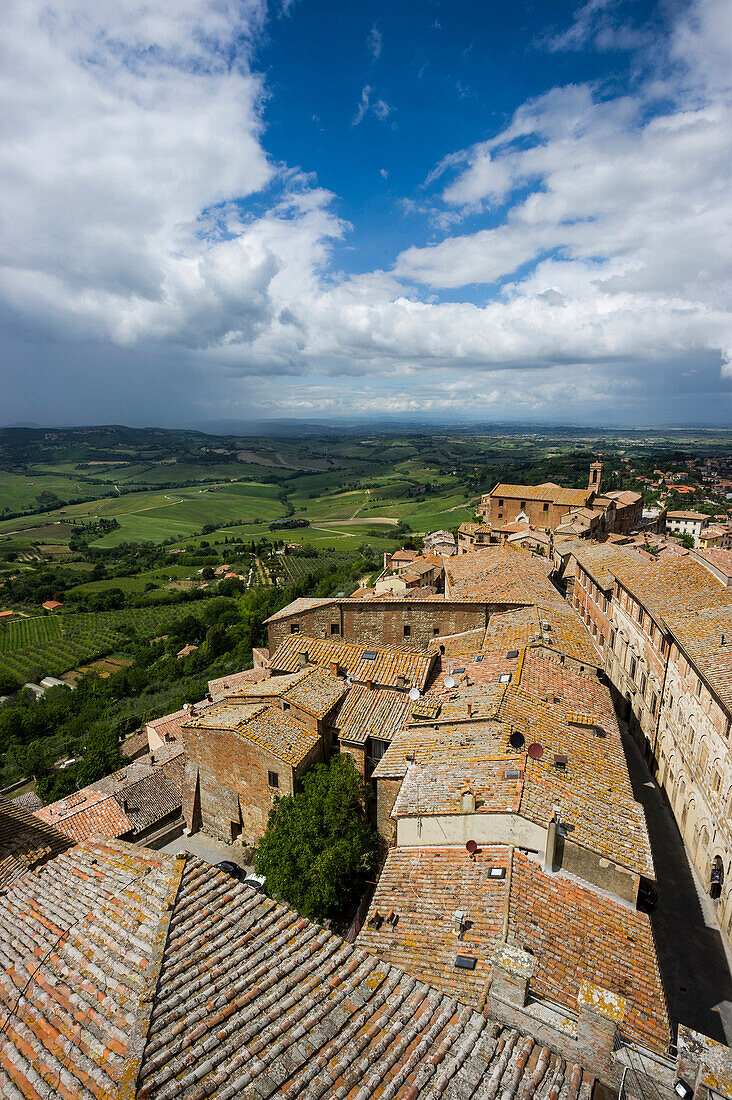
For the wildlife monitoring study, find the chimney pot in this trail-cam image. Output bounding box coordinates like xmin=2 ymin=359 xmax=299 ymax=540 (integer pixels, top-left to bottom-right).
xmin=467 ymin=701 xmax=472 ymax=717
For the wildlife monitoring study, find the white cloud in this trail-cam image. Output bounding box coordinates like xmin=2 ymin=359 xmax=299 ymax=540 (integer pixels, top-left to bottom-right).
xmin=367 ymin=24 xmax=382 ymax=62
xmin=352 ymin=84 xmax=392 ymax=126
xmin=0 ymin=0 xmax=730 ymax=424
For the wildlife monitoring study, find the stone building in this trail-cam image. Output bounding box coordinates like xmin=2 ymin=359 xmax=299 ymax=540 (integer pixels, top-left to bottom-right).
xmin=477 ymin=463 xmax=642 ymax=540
xmin=666 ymin=510 xmax=708 ymax=546
xmin=571 ymin=544 xmax=732 ymax=954
xmin=181 ymin=665 xmax=347 ymax=842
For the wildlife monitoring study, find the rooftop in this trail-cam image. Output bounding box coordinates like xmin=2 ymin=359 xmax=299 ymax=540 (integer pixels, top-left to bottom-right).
xmin=269 ymin=633 xmax=436 ymax=691
xmin=0 ymin=792 xmax=72 ymax=888
xmin=332 ymin=682 xmax=413 ymax=745
xmin=185 ymin=700 xmax=321 ymax=766
xmin=490 ymin=482 xmax=590 ymax=508
xmin=207 ymin=665 xmax=269 ymax=696
xmin=357 ymin=846 xmax=670 ymax=1055
xmin=0 ymin=833 xmax=600 ymax=1099
xmin=35 ymin=788 xmax=134 ymax=842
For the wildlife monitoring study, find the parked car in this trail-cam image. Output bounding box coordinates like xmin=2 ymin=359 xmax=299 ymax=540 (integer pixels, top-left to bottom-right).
xmin=215 ymin=860 xmax=247 ymax=882
xmin=637 ymin=878 xmax=658 ymax=912
xmin=242 ymin=872 xmax=267 ymax=894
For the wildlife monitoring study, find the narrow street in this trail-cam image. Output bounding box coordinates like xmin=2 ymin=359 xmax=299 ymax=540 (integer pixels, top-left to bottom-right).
xmin=622 ymin=728 xmax=732 ymax=1044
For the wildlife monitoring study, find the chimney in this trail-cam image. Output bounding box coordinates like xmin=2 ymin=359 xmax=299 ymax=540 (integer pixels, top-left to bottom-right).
xmin=366 ymin=678 xmax=373 ymax=690
xmin=330 ymin=661 xmax=340 ymax=677
xmin=544 ymin=811 xmax=558 ymax=872
xmin=461 ymin=787 xmax=476 ymax=814
xmin=467 ymin=701 xmax=472 ymax=717
xmin=298 ymin=650 xmax=309 ymax=668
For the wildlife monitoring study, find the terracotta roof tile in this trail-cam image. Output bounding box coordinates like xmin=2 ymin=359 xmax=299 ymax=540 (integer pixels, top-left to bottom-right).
xmin=185 ymin=701 xmax=320 ymax=766
xmin=333 ymin=683 xmax=413 ymax=746
xmin=35 ymin=789 xmax=134 ymax=843
xmin=357 ymin=846 xmax=670 ymax=1054
xmin=269 ymin=634 xmax=436 ymax=691
xmin=0 ymin=794 xmax=72 ymax=889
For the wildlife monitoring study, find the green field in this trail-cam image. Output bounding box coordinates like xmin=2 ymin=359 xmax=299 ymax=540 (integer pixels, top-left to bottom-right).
xmin=0 ymin=602 xmax=219 ymax=684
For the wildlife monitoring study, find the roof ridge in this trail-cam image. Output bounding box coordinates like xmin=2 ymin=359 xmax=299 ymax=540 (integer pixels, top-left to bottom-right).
xmin=119 ymin=852 xmax=188 ymax=1099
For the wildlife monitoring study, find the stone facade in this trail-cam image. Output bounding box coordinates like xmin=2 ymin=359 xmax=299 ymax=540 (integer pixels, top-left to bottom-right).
xmin=267 ymin=597 xmax=491 ymax=652
xmin=573 ymin=549 xmax=732 ymax=955
xmin=182 ymin=723 xmax=324 ymax=843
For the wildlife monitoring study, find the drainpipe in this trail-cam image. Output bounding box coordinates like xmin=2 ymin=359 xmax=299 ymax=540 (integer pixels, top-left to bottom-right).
xmin=544 ymin=811 xmax=557 ymax=873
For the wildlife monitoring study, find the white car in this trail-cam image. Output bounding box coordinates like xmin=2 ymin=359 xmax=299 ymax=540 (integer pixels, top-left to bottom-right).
xmin=242 ymin=872 xmax=267 ymax=894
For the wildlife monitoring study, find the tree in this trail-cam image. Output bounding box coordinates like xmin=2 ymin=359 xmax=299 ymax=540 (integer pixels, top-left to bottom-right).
xmin=255 ymin=756 xmax=378 ymax=921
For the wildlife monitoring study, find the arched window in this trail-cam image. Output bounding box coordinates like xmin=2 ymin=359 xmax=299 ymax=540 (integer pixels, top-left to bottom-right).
xmin=699 ymin=742 xmax=709 ymax=775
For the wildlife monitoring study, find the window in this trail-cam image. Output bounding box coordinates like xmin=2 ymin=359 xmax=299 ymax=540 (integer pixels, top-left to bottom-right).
xmin=713 ymin=769 xmax=723 ymax=794
xmin=290 ymin=623 xmax=300 ymax=634
xmin=520 ymin=501 xmax=526 ymax=510
xmin=699 ymin=743 xmax=709 ymax=773
xmin=688 ymin=725 xmax=695 ymax=748
xmin=268 ymin=770 xmax=279 ymax=788
xmin=649 ymin=621 xmax=655 ymax=641
xmin=369 ymin=738 xmax=389 ymax=763
xmin=696 ymin=677 xmax=702 ymax=698
xmin=330 ymin=623 xmax=340 ymax=635
xmin=403 ymin=624 xmax=411 ymax=637
xmin=282 ymin=701 xmax=290 ymax=711
xmin=650 ymin=692 xmax=658 ymax=716
xmin=610 ymin=628 xmax=617 ymax=649
xmin=640 ymin=672 xmax=647 ymax=696
xmin=433 ymin=626 xmax=440 ymax=635
xmin=498 ymin=498 xmax=504 ymax=507
xmin=543 ymin=502 xmax=549 ymax=512
xmin=630 ymin=656 xmax=637 ymax=680
xmin=637 ymin=606 xmax=643 ymax=625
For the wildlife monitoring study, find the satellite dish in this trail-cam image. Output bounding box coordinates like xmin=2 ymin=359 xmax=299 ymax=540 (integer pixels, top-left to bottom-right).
xmin=466 ymin=839 xmax=478 ymax=855
xmin=409 ymin=687 xmax=421 ymax=701
xmin=183 ymin=703 xmax=191 ymax=711
xmin=444 ymin=676 xmax=455 ymax=689
xmin=509 ymin=730 xmax=525 ymax=750
xmin=528 ymin=742 xmax=544 ymax=760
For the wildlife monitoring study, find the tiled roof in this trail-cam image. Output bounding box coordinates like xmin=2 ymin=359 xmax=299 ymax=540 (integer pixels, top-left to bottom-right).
xmin=393 ymin=759 xmax=521 ymax=817
xmin=35 ymin=788 xmax=135 ymax=842
xmin=445 ymin=544 xmax=556 ymax=605
xmin=0 ymin=838 xmax=182 ymax=1098
xmin=276 ymin=665 xmax=349 ymax=718
xmin=576 ymin=548 xmax=732 ymax=711
xmin=137 ymin=853 xmax=596 ymax=1099
xmin=0 ymin=793 xmax=72 ymax=889
xmin=358 ymin=846 xmax=670 ymax=1055
xmin=605 ymin=490 xmax=643 ymax=506
xmin=269 ymin=634 xmax=435 ymax=691
xmin=145 ymin=707 xmax=188 ymax=743
xmin=374 ymin=651 xmax=652 ymax=879
xmin=698 ymin=548 xmax=732 ymax=578
xmin=667 ymin=510 xmax=707 ymax=520
xmin=185 ymin=701 xmax=321 ymax=766
xmin=333 ymin=683 xmax=413 ymax=745
xmin=263 ymin=597 xmax=337 ymax=623
xmin=116 ymin=754 xmax=185 ymax=832
xmin=225 ymin=665 xmax=347 ymax=717
xmin=490 ymin=482 xmax=590 ymax=508
xmin=8 ymin=790 xmax=42 ymax=810
xmin=208 ymin=666 xmax=270 ymax=696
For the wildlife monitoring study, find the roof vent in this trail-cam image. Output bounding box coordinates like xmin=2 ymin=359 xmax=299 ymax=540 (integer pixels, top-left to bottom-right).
xmin=509 ymin=730 xmax=525 ymax=751
xmin=553 ymin=753 xmax=568 ymax=769
xmin=454 ymin=955 xmax=477 ymax=970
xmin=506 ymin=650 xmax=519 ymax=659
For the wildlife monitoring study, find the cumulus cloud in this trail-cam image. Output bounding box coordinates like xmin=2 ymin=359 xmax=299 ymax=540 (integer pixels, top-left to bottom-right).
xmin=0 ymin=0 xmax=731 ymax=424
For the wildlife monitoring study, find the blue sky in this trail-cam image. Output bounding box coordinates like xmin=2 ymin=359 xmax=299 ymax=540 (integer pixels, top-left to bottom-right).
xmin=1 ymin=0 xmax=731 ymax=427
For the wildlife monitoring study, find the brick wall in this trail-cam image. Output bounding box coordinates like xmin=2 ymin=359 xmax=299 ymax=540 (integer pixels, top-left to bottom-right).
xmin=182 ymin=725 xmax=324 ymax=844
xmin=268 ymin=600 xmax=490 ymax=652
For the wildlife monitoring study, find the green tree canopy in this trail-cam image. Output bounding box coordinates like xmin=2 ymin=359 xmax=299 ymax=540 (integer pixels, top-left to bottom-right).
xmin=255 ymin=755 xmax=378 ymax=921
